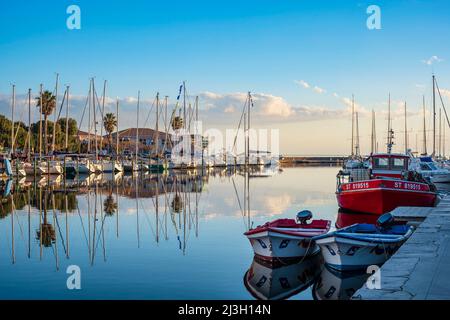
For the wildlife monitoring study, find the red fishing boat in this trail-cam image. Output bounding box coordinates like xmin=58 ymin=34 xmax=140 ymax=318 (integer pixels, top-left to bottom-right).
xmin=336 ymin=153 xmax=437 ymax=215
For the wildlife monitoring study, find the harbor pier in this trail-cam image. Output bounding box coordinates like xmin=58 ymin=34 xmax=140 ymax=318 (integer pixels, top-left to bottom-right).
xmin=354 ymin=195 xmax=450 ymax=299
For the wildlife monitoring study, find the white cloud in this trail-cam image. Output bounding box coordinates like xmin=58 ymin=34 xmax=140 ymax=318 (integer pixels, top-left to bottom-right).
xmin=253 ymin=93 xmax=295 ymax=118
xmin=295 ymin=80 xmax=326 ymax=94
xmin=295 ymin=80 xmax=310 ymax=89
xmin=313 ymin=86 xmax=326 ymax=94
xmin=422 ymin=55 xmax=443 ymax=65
xmin=224 ymin=106 xmax=235 ymax=113
xmin=439 ymin=88 xmax=450 ymax=100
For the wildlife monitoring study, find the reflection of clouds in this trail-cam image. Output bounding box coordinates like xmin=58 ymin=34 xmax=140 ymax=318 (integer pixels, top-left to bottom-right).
xmin=126 ymin=208 xmax=137 ymax=215
xmin=262 ymin=194 xmax=293 ymax=216
xmin=202 ymin=213 xmax=219 ymax=221
xmin=298 ymin=196 xmax=335 ymax=208
xmin=224 ymin=197 xmax=236 ymax=207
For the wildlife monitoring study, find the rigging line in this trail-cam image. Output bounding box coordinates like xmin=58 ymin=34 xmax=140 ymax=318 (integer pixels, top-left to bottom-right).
xmin=77 ymin=90 xmax=91 ymax=133
xmin=232 ymin=96 xmax=249 ymax=154
xmin=142 ymin=95 xmax=157 ymax=129
xmin=231 ymin=176 xmax=246 ymax=228
xmin=56 ymin=88 xmax=67 ymax=121
xmin=76 ymin=202 xmax=90 ymax=251
xmin=11 ymin=199 xmax=26 ymax=243
xmin=138 ymin=199 xmax=157 ymax=240
xmin=54 ymin=209 xmax=68 ymax=255
xmin=434 ymin=78 xmax=450 ymax=128
xmin=93 ymin=213 xmax=107 ymax=254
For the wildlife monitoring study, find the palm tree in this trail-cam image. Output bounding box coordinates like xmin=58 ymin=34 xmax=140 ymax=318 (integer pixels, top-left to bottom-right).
xmin=36 ymin=90 xmax=56 ymax=154
xmin=103 ymin=113 xmax=117 ymax=153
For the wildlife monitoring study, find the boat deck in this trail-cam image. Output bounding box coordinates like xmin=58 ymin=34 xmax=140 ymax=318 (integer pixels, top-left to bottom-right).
xmin=353 ymin=195 xmax=450 ymax=299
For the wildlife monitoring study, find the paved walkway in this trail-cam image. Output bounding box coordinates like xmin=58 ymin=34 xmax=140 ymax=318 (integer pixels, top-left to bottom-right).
xmin=354 ymin=196 xmax=450 ymax=300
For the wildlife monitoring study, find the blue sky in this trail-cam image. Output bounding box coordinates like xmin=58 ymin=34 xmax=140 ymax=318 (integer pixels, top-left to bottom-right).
xmin=1 ymin=0 xmax=449 ymax=154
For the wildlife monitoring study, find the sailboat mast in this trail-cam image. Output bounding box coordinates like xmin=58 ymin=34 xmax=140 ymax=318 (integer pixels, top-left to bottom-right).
xmin=355 ymin=112 xmax=360 ymax=156
xmin=164 ymin=96 xmax=169 ymax=153
xmin=156 ymin=92 xmax=159 ymax=159
xmin=404 ymin=102 xmax=408 ymax=153
xmin=439 ymin=108 xmax=442 ymax=157
xmin=136 ymin=91 xmax=140 ymax=165
xmin=387 ymin=93 xmax=391 ymax=149
xmin=100 ymin=80 xmax=107 ymax=152
xmin=433 ymin=75 xmax=436 ymax=156
xmin=11 ymin=84 xmax=15 ymax=155
xmin=371 ymin=110 xmax=376 ymax=154
xmin=351 ymin=94 xmax=355 ymax=157
xmin=39 ymin=84 xmax=43 ymax=161
xmin=444 ymin=115 xmax=446 ymax=159
xmin=92 ymin=79 xmax=98 ymax=160
xmin=27 ymin=88 xmax=32 ymax=161
xmin=65 ymin=86 xmax=70 ymax=151
xmin=423 ymin=95 xmax=427 ymax=155
xmin=183 ymin=81 xmax=186 ymax=131
xmin=116 ymin=99 xmax=119 ymax=157
xmin=52 ymin=73 xmax=59 ymax=153
xmin=247 ymin=91 xmax=252 ymax=165
xmin=88 ymin=80 xmax=92 ymax=154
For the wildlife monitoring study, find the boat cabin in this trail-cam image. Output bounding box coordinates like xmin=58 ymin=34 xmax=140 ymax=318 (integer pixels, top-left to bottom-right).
xmin=371 ymin=153 xmax=409 ymax=179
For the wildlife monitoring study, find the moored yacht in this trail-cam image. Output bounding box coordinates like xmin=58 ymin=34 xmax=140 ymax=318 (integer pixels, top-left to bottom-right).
xmin=410 ymin=155 xmax=450 ymax=183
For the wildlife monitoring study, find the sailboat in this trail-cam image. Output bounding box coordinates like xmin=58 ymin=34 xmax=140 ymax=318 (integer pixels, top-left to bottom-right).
xmin=343 ymin=96 xmax=365 ymax=170
xmin=148 ymin=93 xmax=167 ymax=173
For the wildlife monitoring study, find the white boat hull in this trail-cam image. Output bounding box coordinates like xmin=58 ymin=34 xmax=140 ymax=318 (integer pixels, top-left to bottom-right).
xmin=315 ymin=236 xmax=403 ymax=271
xmin=246 ymin=230 xmax=319 ymax=259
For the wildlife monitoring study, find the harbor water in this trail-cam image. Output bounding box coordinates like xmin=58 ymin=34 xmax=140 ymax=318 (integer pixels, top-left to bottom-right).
xmin=1 ymin=165 xmax=447 ymax=300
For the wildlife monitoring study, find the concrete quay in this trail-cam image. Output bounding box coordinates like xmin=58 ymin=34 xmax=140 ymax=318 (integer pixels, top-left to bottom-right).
xmin=353 ymin=195 xmax=450 ymax=300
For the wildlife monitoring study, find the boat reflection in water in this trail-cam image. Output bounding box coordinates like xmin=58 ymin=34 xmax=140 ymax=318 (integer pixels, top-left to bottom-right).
xmin=243 ymin=253 xmax=323 ymax=300
xmin=335 ymin=209 xmax=378 ymax=228
xmin=312 ymin=264 xmax=370 ymax=300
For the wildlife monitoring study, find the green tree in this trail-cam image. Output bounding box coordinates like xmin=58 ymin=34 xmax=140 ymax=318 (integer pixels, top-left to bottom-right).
xmin=36 ymin=90 xmax=56 ymax=154
xmin=103 ymin=113 xmax=117 ymax=153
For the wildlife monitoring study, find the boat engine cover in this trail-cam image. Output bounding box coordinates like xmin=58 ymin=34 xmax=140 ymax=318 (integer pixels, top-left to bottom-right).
xmin=296 ymin=210 xmax=313 ymax=224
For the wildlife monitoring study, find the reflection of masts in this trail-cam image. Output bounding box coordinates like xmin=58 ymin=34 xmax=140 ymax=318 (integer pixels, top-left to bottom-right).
xmin=11 ymin=194 xmax=15 ymax=264
xmin=155 ymin=174 xmax=159 ymax=243
xmin=136 ymin=175 xmax=140 ymax=248
xmin=52 ymin=192 xmax=59 ymax=270
xmin=116 ymin=181 xmax=119 ymax=238
xmin=91 ymin=183 xmax=98 ymax=265
xmin=28 ymin=188 xmax=31 ymax=258
xmin=65 ymin=193 xmax=70 ymax=258
xmin=87 ymin=189 xmax=91 ymax=261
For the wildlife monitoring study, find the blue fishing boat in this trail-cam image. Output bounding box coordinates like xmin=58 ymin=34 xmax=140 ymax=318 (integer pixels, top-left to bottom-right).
xmin=314 ymin=213 xmax=414 ymax=271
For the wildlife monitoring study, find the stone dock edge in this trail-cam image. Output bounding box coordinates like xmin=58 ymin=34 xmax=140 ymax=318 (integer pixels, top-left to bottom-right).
xmin=353 ymin=195 xmax=450 ymax=300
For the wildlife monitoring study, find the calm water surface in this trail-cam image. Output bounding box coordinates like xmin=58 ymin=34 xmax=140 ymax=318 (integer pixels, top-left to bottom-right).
xmin=0 ymin=166 xmax=368 ymax=300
